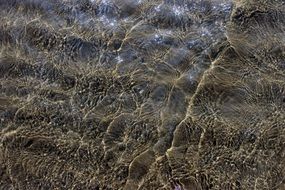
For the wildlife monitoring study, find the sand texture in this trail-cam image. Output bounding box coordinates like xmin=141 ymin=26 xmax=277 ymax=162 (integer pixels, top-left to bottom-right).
xmin=0 ymin=0 xmax=285 ymax=189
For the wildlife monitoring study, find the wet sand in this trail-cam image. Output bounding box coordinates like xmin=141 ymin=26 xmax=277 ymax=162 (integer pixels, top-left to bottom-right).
xmin=0 ymin=0 xmax=285 ymax=189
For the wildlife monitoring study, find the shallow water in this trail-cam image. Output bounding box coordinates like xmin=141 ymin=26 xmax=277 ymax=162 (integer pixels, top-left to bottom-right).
xmin=0 ymin=0 xmax=285 ymax=189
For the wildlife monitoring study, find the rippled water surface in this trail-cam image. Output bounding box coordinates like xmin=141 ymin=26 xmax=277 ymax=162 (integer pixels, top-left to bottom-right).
xmin=0 ymin=0 xmax=285 ymax=189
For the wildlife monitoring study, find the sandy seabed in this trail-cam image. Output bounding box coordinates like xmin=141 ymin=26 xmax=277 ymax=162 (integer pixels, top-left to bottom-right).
xmin=0 ymin=0 xmax=285 ymax=189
